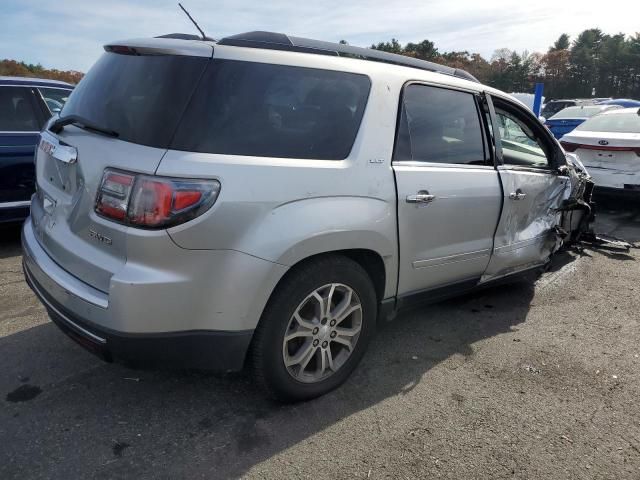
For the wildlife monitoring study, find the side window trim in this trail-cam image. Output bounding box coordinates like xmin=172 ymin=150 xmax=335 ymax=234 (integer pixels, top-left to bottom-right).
xmin=392 ymin=81 xmax=492 ymax=168
xmin=31 ymin=87 xmax=53 ymax=124
xmin=488 ymin=93 xmax=564 ymax=172
xmin=469 ymin=92 xmax=493 ymax=166
xmin=481 ymin=92 xmax=502 ymax=167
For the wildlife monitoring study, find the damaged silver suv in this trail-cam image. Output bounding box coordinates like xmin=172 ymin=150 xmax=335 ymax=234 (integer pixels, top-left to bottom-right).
xmin=22 ymin=31 xmax=593 ymax=401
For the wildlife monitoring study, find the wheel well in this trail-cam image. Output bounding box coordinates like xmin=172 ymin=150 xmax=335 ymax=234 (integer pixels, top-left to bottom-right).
xmin=284 ymin=249 xmax=386 ymax=303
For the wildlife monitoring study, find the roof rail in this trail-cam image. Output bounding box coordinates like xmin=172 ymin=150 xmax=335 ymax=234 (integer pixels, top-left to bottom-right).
xmin=218 ymin=31 xmax=479 ymax=83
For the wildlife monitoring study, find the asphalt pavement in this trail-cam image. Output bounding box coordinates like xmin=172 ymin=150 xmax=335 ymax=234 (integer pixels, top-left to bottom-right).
xmin=1 ymin=204 xmax=639 ymax=479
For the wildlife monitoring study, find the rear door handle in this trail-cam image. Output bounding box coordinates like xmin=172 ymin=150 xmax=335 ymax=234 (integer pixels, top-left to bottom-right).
xmin=406 ymin=190 xmax=436 ymax=204
xmin=509 ymin=190 xmax=527 ymax=201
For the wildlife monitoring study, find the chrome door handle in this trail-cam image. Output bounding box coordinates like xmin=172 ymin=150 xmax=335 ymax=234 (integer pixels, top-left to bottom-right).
xmin=406 ymin=191 xmax=436 ymax=204
xmin=509 ymin=191 xmax=527 ymax=200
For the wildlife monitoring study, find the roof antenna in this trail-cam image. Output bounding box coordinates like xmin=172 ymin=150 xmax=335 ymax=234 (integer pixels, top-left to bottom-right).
xmin=178 ymin=3 xmax=207 ymax=40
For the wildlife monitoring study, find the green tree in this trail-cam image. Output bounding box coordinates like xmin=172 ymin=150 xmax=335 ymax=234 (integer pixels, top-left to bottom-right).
xmin=549 ymin=34 xmax=570 ymax=52
xmin=370 ymin=39 xmax=403 ymax=54
xmin=568 ymin=28 xmax=605 ymax=97
xmin=404 ymin=40 xmax=439 ymax=61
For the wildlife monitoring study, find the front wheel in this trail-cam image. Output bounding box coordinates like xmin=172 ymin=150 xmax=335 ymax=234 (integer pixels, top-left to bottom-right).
xmin=251 ymin=255 xmax=377 ymax=402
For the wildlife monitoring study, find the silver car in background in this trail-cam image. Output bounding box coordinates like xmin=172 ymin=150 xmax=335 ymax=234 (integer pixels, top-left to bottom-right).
xmin=22 ymin=32 xmax=593 ymax=401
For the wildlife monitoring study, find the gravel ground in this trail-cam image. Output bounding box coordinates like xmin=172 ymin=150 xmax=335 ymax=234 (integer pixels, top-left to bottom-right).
xmin=1 ymin=206 xmax=639 ymax=479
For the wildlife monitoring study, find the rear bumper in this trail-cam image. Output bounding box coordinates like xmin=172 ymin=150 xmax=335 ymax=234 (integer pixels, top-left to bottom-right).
xmin=22 ymin=218 xmax=258 ymax=371
xmin=23 ymin=258 xmax=253 ymax=370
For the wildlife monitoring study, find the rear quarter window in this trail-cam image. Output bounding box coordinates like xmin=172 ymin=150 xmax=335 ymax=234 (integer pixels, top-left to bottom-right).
xmin=171 ymin=60 xmax=371 ymax=160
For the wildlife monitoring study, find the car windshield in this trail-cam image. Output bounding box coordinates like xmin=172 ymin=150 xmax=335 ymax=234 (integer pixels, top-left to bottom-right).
xmin=60 ymin=52 xmax=208 ymax=148
xmin=550 ymin=106 xmax=607 ymax=120
xmin=576 ymin=110 xmax=640 ymax=133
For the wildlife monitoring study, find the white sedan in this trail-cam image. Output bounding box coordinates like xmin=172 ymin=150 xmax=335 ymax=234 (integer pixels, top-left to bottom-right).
xmin=560 ymin=108 xmax=640 ymax=195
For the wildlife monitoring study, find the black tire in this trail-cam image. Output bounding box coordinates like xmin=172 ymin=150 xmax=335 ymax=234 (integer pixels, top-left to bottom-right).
xmin=251 ymin=255 xmax=377 ymax=402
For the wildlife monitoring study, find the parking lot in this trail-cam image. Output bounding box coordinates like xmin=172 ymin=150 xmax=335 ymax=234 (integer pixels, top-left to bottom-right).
xmin=1 ymin=205 xmax=639 ymax=479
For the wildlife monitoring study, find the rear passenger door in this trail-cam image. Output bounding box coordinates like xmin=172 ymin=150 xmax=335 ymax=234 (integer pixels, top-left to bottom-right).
xmin=393 ymin=83 xmax=502 ymax=299
xmin=481 ymin=94 xmax=571 ymax=281
xmin=0 ymin=86 xmax=45 ymax=207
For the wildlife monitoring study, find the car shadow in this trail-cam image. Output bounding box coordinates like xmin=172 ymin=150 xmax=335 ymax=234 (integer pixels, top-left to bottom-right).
xmin=1 ymin=273 xmax=538 ymax=479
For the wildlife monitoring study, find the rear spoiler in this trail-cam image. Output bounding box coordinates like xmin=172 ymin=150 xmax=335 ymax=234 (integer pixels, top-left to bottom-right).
xmin=104 ymin=37 xmax=213 ymax=58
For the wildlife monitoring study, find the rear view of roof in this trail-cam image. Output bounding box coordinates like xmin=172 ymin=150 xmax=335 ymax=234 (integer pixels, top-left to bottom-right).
xmin=0 ymin=76 xmax=74 ymax=88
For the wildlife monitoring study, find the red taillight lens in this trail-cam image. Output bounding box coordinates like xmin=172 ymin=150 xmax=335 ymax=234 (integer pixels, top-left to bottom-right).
xmin=174 ymin=191 xmax=202 ymax=211
xmin=95 ymin=169 xmax=220 ymax=229
xmin=128 ymin=179 xmax=174 ymax=227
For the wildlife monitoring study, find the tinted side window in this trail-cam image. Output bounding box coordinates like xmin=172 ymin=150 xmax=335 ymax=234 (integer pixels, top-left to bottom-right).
xmin=172 ymin=60 xmax=371 ymax=160
xmin=0 ymin=87 xmax=40 ymax=132
xmin=394 ymin=84 xmax=487 ymax=165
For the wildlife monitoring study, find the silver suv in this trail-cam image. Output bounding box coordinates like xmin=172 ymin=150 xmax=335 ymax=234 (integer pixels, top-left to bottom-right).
xmin=22 ymin=32 xmax=593 ymax=401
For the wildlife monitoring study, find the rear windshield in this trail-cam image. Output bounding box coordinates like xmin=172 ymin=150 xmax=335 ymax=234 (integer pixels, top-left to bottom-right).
xmin=576 ymin=111 xmax=640 ymax=133
xmin=542 ymin=101 xmax=573 ymax=116
xmin=171 ymin=59 xmax=371 ymax=160
xmin=550 ymin=106 xmax=605 ymax=120
xmin=60 ymin=52 xmax=208 ymax=148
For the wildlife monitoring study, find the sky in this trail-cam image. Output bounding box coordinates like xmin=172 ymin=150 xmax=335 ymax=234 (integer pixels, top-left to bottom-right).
xmin=1 ymin=0 xmax=639 ymax=72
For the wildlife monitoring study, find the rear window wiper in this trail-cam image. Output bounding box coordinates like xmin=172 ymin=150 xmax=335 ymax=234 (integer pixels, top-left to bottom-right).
xmin=49 ymin=114 xmax=119 ymax=138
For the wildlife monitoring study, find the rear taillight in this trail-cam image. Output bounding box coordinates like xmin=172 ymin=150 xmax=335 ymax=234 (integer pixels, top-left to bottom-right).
xmin=561 ymin=141 xmax=640 ymax=157
xmin=95 ymin=169 xmax=220 ymax=229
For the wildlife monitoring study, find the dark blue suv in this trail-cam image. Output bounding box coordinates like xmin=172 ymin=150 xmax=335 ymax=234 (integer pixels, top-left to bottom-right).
xmin=0 ymin=76 xmax=73 ymax=223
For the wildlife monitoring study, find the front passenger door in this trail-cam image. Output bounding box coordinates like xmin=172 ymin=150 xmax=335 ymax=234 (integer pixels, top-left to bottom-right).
xmin=482 ymin=95 xmax=571 ymax=282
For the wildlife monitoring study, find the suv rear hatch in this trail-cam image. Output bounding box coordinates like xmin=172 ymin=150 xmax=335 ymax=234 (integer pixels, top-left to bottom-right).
xmin=32 ymin=41 xmax=212 ymax=292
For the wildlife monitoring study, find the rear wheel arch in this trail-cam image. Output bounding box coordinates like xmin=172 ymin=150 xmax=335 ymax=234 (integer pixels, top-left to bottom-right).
xmin=275 ymin=249 xmax=387 ymax=304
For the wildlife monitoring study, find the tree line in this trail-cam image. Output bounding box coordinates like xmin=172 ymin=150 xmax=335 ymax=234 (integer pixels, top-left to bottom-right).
xmin=0 ymin=59 xmax=83 ymax=84
xmin=367 ymin=29 xmax=640 ymax=100
xmin=3 ymin=28 xmax=639 ymax=100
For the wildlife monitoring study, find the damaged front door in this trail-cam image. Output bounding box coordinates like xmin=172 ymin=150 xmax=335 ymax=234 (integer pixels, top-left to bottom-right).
xmin=482 ymin=94 xmax=572 ymax=282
